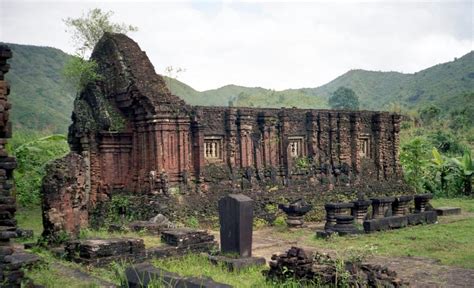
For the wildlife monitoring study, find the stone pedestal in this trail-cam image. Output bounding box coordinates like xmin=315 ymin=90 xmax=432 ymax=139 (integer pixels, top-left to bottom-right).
xmin=333 ymin=215 xmax=359 ymax=235
xmin=414 ymin=194 xmax=433 ymax=213
xmin=435 ymin=207 xmax=461 ymax=216
xmin=324 ymin=202 xmax=354 ymax=230
xmin=278 ymin=199 xmax=312 ymax=228
xmin=351 ymin=200 xmax=372 ymax=224
xmin=371 ymin=197 xmax=395 ymax=219
xmin=392 ymin=195 xmax=413 ymax=216
xmin=218 ymin=194 xmax=254 ymax=257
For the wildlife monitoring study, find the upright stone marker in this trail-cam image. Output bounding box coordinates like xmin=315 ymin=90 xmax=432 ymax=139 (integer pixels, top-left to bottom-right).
xmin=218 ymin=194 xmax=253 ymax=257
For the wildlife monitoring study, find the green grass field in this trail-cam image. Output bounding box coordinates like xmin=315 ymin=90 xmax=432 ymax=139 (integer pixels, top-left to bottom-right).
xmin=286 ymin=198 xmax=474 ymax=269
xmin=17 ymin=197 xmax=474 ymax=286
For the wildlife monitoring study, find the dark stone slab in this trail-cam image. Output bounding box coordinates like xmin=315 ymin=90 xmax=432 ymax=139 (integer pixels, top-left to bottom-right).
xmin=218 ymin=194 xmax=254 ymax=257
xmin=363 ymin=215 xmax=408 ymax=232
xmin=364 ymin=211 xmax=437 ymax=233
xmin=208 ymin=255 xmax=266 ymax=271
xmin=435 ymin=207 xmax=461 ymax=216
xmin=4 ymin=252 xmax=41 ymax=270
xmin=407 ymin=211 xmax=438 ymax=225
xmin=65 ymin=238 xmax=145 ymax=260
xmin=161 ymin=228 xmax=215 ymax=247
xmin=125 ymin=262 xmax=232 ymax=288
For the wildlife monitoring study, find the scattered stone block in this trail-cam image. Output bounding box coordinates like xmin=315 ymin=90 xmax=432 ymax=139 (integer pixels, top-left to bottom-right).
xmin=218 ymin=194 xmax=254 ymax=257
xmin=4 ymin=252 xmax=41 ymax=268
xmin=435 ymin=207 xmax=461 ymax=216
xmin=149 ymin=213 xmax=173 ymax=227
xmin=208 ymin=254 xmax=265 ymax=271
xmin=266 ymin=246 xmax=408 ymax=287
xmin=363 ymin=215 xmax=408 ymax=232
xmin=407 ymin=211 xmax=437 ymax=225
xmin=364 ymin=211 xmax=437 ymax=233
xmin=125 ymin=262 xmax=232 ymax=288
xmin=161 ymin=228 xmax=215 ymax=247
xmin=65 ymin=238 xmax=145 ymax=265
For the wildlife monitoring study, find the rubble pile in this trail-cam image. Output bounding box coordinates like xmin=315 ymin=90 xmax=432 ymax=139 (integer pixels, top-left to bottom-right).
xmin=266 ymin=247 xmax=407 ymax=287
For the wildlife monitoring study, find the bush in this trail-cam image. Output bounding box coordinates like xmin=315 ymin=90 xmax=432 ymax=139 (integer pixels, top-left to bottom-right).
xmin=9 ymin=132 xmax=69 ymax=206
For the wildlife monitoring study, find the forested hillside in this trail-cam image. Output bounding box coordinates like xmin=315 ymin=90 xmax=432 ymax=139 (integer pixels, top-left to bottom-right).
xmin=4 ymin=43 xmax=75 ymax=134
xmin=167 ymin=51 xmax=474 ymax=113
xmin=4 ymin=43 xmax=473 ymax=134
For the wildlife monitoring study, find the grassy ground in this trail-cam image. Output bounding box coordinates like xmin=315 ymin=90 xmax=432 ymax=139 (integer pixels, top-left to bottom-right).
xmin=276 ymin=197 xmax=474 ymax=269
xmin=15 ymin=205 xmax=163 ymax=248
xmin=16 ymin=197 xmax=474 ymax=286
xmin=151 ymin=254 xmax=309 ymax=288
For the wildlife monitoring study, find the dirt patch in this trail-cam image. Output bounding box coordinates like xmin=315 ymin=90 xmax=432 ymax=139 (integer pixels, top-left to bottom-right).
xmin=249 ymin=215 xmax=474 ymax=288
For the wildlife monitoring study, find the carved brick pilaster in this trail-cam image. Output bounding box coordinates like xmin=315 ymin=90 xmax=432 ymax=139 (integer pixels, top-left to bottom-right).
xmin=338 ymin=112 xmax=351 ymax=165
xmin=225 ymin=109 xmax=238 ymax=168
xmin=350 ymin=113 xmax=361 ymax=176
xmin=278 ymin=110 xmax=290 ymax=178
xmin=237 ymin=110 xmax=254 ymax=168
xmin=306 ymin=112 xmax=318 ymax=161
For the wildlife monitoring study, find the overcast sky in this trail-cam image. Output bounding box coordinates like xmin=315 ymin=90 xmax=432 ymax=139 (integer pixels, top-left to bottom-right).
xmin=1 ymin=0 xmax=472 ymax=91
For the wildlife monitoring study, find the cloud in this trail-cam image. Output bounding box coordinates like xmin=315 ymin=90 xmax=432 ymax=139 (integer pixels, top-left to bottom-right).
xmin=1 ymin=0 xmax=472 ymax=91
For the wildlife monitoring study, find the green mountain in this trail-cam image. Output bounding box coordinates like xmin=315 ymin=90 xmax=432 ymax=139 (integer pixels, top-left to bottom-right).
xmin=4 ymin=43 xmax=75 ymax=134
xmin=306 ymin=51 xmax=474 ymax=111
xmin=166 ymin=51 xmax=473 ymax=112
xmin=3 ymin=43 xmax=473 ymax=134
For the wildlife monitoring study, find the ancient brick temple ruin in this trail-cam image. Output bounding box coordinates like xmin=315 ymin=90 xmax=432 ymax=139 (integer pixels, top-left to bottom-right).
xmin=42 ymin=33 xmax=410 ymax=237
xmin=0 ymin=45 xmax=27 ymax=286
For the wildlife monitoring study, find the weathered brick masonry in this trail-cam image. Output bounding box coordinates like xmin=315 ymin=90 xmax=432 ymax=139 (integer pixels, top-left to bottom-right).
xmin=0 ymin=45 xmax=25 ymax=286
xmin=42 ymin=33 xmax=410 ymax=237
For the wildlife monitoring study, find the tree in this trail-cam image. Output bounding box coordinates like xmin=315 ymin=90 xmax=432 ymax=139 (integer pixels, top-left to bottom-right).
xmin=64 ymin=8 xmax=138 ymax=57
xmin=62 ymin=8 xmax=138 ymax=90
xmin=328 ymin=87 xmax=359 ymax=110
xmin=418 ymin=104 xmax=441 ymax=124
xmin=452 ymin=150 xmax=473 ymax=196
